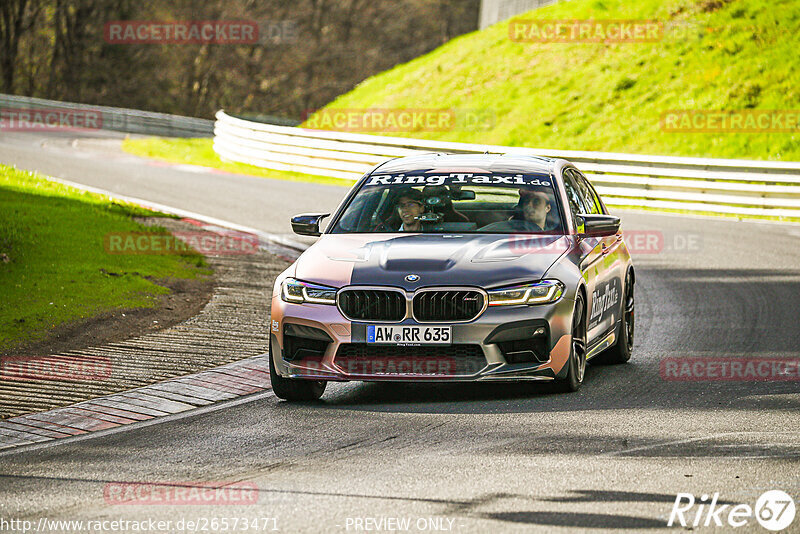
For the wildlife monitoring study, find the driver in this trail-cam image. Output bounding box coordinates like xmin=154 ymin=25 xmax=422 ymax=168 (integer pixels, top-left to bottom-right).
xmin=395 ymin=187 xmax=425 ymax=232
xmin=480 ymin=188 xmax=552 ymax=232
xmin=518 ymin=188 xmax=552 ymax=231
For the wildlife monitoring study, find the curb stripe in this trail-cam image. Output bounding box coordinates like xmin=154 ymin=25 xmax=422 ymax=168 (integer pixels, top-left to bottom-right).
xmin=0 ymin=354 xmax=271 ymax=451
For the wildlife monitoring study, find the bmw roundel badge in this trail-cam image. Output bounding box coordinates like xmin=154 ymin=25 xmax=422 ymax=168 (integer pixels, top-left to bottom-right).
xmin=405 ymin=274 xmax=420 ymax=282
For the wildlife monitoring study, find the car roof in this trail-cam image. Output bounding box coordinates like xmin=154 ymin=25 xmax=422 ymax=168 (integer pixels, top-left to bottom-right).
xmin=370 ymin=153 xmax=566 ymax=177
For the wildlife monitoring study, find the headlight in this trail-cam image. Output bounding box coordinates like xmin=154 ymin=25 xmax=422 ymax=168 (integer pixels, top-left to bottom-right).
xmin=487 ymin=280 xmax=565 ymax=306
xmin=281 ymin=278 xmax=337 ymax=305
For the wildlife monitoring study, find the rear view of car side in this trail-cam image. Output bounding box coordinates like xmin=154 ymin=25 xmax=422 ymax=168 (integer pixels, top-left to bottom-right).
xmin=268 ymin=154 xmax=635 ymax=400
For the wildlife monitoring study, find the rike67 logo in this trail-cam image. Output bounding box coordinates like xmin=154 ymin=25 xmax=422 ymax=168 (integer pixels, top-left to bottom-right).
xmin=669 ymin=490 xmax=796 ymax=531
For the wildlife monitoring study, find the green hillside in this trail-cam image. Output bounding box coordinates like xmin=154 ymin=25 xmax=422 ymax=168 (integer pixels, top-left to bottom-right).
xmin=311 ymin=0 xmax=800 ymax=160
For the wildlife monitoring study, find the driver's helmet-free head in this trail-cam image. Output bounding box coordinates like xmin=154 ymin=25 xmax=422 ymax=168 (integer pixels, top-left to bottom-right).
xmin=518 ymin=187 xmax=551 ymax=207
xmin=511 ymin=186 xmax=553 ymax=225
xmin=395 ymin=187 xmax=424 ymax=208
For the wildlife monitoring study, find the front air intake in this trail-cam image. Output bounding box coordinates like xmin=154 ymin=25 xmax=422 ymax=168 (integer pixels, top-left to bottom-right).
xmin=337 ymin=289 xmax=406 ymax=322
xmin=412 ymin=289 xmax=485 ymax=322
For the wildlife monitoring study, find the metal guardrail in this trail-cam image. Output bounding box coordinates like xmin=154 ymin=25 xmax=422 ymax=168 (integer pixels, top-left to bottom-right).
xmin=213 ymin=110 xmax=800 ymax=219
xmin=0 ymin=94 xmax=214 ymax=137
xmin=479 ymin=0 xmax=562 ymax=29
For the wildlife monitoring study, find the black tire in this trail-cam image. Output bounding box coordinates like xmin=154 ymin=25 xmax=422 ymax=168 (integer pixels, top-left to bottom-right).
xmin=594 ymin=273 xmax=634 ymax=365
xmin=268 ymin=340 xmax=326 ymax=402
xmin=556 ymin=293 xmax=587 ymax=393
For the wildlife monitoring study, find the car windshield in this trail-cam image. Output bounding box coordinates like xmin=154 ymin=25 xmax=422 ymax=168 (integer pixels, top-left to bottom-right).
xmin=330 ymin=171 xmax=564 ymax=234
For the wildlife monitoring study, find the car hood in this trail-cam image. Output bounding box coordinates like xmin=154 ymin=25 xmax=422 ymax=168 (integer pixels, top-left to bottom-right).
xmin=294 ymin=233 xmax=572 ymax=290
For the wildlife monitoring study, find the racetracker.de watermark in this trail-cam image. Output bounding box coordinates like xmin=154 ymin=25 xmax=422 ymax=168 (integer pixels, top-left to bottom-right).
xmin=291 ymin=357 xmax=486 ymax=377
xmin=509 ymin=19 xmax=663 ymax=43
xmin=303 ymin=108 xmax=495 ymax=133
xmin=0 ymin=356 xmax=112 ymax=382
xmin=104 ymin=232 xmax=259 ymax=256
xmin=660 ymin=357 xmax=800 ymax=382
xmin=103 ymin=482 xmax=259 ymax=505
xmin=623 ymin=230 xmax=703 ymax=254
xmin=104 ymin=20 xmax=297 ymax=45
xmin=506 ymin=231 xmax=702 ymax=255
xmin=0 ymin=517 xmax=278 ymax=533
xmin=661 ymin=110 xmax=800 ymax=133
xmin=0 ymin=108 xmax=102 ymax=132
xmin=338 ymin=357 xmax=459 ymax=376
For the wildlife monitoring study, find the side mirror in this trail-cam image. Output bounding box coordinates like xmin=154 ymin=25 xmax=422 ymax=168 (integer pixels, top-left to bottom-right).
xmin=291 ymin=213 xmax=330 ymax=237
xmin=577 ymin=214 xmax=620 ymax=237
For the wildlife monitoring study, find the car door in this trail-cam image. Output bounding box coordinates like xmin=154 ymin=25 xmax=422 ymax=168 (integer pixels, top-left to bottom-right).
xmin=562 ymin=169 xmax=605 ymax=345
xmin=572 ymin=169 xmax=624 ymax=343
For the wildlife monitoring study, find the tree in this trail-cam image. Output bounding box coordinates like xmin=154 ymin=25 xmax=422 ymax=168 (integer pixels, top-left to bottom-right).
xmin=3 ymin=0 xmax=481 ymax=119
xmin=0 ymin=0 xmax=41 ymax=93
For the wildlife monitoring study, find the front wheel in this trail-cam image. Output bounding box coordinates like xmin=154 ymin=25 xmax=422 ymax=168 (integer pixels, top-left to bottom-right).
xmin=268 ymin=340 xmax=327 ymax=401
xmin=556 ymin=294 xmax=587 ymax=393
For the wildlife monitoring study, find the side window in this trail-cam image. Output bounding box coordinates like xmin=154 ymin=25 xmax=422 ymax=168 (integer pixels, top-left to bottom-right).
xmin=563 ymin=169 xmax=589 ymax=219
xmin=573 ymin=171 xmax=602 ymax=215
xmin=580 ymin=173 xmax=607 ymax=215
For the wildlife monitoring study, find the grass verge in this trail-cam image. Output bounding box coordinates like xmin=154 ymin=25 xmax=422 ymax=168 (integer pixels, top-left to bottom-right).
xmin=0 ymin=165 xmax=212 ymax=352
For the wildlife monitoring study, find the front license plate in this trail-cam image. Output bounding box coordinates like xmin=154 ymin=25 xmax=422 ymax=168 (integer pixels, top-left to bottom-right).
xmin=367 ymin=325 xmax=451 ymax=345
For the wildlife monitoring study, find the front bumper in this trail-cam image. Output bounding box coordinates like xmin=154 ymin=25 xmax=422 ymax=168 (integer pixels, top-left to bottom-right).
xmin=270 ymin=294 xmax=575 ymax=382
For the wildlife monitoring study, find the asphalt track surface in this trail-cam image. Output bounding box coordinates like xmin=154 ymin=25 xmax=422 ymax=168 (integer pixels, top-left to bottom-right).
xmin=1 ymin=131 xmax=799 ymax=533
